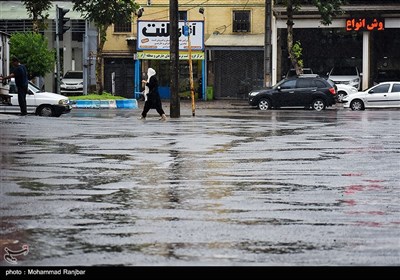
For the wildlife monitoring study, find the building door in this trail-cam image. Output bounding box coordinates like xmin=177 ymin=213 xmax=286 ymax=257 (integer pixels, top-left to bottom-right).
xmin=104 ymin=57 xmax=135 ymax=98
xmin=213 ymin=50 xmax=264 ymax=99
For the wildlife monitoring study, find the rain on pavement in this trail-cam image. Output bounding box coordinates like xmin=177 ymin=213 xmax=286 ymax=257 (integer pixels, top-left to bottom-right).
xmin=0 ymin=105 xmax=399 ymax=266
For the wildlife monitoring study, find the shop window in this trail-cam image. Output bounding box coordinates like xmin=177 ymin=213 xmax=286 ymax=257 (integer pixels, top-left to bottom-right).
xmin=233 ymin=10 xmax=250 ymax=33
xmin=114 ymin=20 xmax=132 ymax=33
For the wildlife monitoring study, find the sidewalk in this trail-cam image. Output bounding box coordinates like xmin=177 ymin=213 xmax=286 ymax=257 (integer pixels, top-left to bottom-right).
xmin=160 ymin=99 xmax=249 ymax=110
xmin=0 ymin=99 xmax=249 ymax=120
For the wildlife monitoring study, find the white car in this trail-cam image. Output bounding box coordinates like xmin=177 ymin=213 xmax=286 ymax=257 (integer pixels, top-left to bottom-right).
xmin=0 ymin=79 xmax=71 ymax=117
xmin=336 ymin=84 xmax=358 ymax=102
xmin=328 ymin=66 xmax=361 ymax=90
xmin=343 ymin=82 xmax=400 ymax=110
xmin=60 ymin=70 xmax=83 ymax=95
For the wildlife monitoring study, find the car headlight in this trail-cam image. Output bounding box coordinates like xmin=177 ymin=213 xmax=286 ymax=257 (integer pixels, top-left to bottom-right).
xmin=350 ymin=87 xmax=358 ymax=93
xmin=59 ymin=99 xmax=69 ymax=105
xmin=249 ymin=91 xmax=260 ymax=97
xmin=352 ymin=78 xmax=360 ymax=83
xmin=60 ymin=81 xmax=65 ymax=85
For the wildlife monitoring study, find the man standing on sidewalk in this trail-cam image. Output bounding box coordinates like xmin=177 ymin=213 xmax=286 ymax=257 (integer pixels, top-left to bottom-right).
xmin=0 ymin=57 xmax=29 ymax=115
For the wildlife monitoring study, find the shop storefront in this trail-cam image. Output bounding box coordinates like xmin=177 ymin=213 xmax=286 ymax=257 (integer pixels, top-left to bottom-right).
xmin=273 ymin=4 xmax=400 ymax=90
xmin=135 ymin=20 xmax=206 ymax=100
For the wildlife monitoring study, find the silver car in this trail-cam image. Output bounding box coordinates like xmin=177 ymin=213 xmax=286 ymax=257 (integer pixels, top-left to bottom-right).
xmin=343 ymin=82 xmax=400 ymax=110
xmin=328 ymin=66 xmax=361 ymax=90
xmin=60 ymin=71 xmax=83 ymax=95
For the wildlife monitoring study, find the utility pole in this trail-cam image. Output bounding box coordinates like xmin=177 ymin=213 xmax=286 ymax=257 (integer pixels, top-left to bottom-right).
xmin=264 ymin=0 xmax=272 ymax=87
xmin=170 ymin=0 xmax=180 ymax=118
xmin=184 ymin=22 xmax=195 ymax=117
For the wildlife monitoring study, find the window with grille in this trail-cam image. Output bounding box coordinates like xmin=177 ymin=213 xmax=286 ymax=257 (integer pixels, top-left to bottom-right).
xmin=71 ymin=20 xmax=85 ymax=42
xmin=233 ymin=10 xmax=250 ymax=33
xmin=0 ymin=20 xmax=33 ymax=33
xmin=114 ymin=20 xmax=132 ymax=33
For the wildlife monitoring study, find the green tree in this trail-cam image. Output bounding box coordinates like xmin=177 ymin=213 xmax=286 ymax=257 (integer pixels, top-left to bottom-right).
xmin=22 ymin=0 xmax=53 ymax=33
xmin=72 ymin=0 xmax=139 ymax=93
xmin=280 ymin=0 xmax=344 ymax=75
xmin=9 ymin=32 xmax=55 ymax=78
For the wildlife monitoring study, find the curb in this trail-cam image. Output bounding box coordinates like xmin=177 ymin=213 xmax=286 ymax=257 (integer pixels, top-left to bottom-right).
xmin=71 ymin=99 xmax=138 ymax=109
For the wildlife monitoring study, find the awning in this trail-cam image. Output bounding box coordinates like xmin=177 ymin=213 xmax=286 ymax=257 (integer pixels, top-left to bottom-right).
xmin=205 ymin=34 xmax=264 ymax=50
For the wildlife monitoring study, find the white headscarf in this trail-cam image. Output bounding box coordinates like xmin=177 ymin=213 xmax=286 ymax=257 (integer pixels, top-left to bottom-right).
xmin=147 ymin=68 xmax=156 ymax=81
xmin=143 ymin=68 xmax=156 ymax=101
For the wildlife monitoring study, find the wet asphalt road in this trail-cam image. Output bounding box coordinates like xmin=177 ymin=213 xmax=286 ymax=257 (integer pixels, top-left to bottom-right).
xmin=0 ymin=104 xmax=399 ymax=266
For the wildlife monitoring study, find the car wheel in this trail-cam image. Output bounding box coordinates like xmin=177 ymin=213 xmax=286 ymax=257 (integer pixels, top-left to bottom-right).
xmin=311 ymin=99 xmax=326 ymax=111
xmin=258 ymin=98 xmax=271 ymax=110
xmin=350 ymin=99 xmax=365 ymax=111
xmin=37 ymin=105 xmax=54 ymax=117
xmin=337 ymin=91 xmax=347 ymax=102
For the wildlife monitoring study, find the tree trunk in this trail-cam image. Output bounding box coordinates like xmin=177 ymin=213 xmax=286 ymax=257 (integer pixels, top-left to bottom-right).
xmin=96 ymin=25 xmax=108 ymax=94
xmin=286 ymin=1 xmax=302 ymax=75
xmin=32 ymin=12 xmax=39 ymax=33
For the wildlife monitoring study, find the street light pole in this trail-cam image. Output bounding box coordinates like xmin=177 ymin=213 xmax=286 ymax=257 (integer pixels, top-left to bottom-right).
xmin=186 ymin=22 xmax=195 ymax=117
xmin=170 ymin=0 xmax=180 ymax=118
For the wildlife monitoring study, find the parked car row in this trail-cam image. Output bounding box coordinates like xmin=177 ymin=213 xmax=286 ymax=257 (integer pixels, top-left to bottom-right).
xmin=283 ymin=66 xmax=362 ymax=90
xmin=248 ymin=74 xmax=400 ymax=111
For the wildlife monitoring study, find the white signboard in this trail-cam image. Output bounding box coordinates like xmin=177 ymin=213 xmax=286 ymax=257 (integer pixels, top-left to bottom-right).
xmin=137 ymin=21 xmax=204 ymax=51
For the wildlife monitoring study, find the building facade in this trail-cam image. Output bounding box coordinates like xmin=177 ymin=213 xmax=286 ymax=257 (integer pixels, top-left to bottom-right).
xmin=103 ymin=0 xmax=266 ymax=99
xmin=273 ymin=0 xmax=400 ymax=91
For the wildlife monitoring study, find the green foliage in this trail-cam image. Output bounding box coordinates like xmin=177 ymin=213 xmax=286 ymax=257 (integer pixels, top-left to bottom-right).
xmin=292 ymin=41 xmax=303 ymax=68
xmin=71 ymin=0 xmax=140 ymax=93
xmin=9 ymin=32 xmax=55 ymax=78
xmin=312 ymin=0 xmax=345 ymax=25
xmin=279 ymin=0 xmax=344 ymax=72
xmin=68 ymin=92 xmax=126 ymax=100
xmin=22 ymin=0 xmax=53 ymax=32
xmin=72 ymin=0 xmax=139 ymax=28
xmin=278 ymin=0 xmax=345 ymax=25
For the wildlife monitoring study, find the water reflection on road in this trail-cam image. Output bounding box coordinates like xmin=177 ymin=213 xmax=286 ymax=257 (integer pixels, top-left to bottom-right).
xmin=0 ymin=108 xmax=399 ymax=265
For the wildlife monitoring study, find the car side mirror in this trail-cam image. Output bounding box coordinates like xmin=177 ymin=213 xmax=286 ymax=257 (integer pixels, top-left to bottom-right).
xmin=369 ymin=90 xmax=374 ymax=94
xmin=277 ymin=86 xmax=281 ymax=91
xmin=360 ymin=73 xmax=363 ymax=77
xmin=28 ymin=90 xmax=34 ymax=95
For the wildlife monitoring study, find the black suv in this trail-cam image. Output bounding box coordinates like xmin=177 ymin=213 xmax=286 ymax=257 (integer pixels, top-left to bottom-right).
xmin=248 ymin=75 xmax=337 ymax=111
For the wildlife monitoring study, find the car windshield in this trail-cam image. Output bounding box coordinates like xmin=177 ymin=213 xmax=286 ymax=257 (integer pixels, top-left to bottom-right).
xmin=331 ymin=67 xmax=357 ymax=75
xmin=326 ymin=79 xmax=336 ymax=88
xmin=64 ymin=72 xmax=82 ymax=79
xmin=28 ymin=82 xmax=41 ymax=93
xmin=273 ymin=79 xmax=288 ymax=89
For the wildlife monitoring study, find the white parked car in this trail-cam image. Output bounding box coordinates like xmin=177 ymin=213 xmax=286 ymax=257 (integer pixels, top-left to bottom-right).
xmin=336 ymin=84 xmax=358 ymax=102
xmin=60 ymin=70 xmax=83 ymax=95
xmin=328 ymin=66 xmax=361 ymax=90
xmin=343 ymin=82 xmax=400 ymax=110
xmin=0 ymin=79 xmax=71 ymax=117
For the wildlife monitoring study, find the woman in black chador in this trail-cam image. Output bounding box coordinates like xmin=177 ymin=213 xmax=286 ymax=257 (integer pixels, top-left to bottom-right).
xmin=139 ymin=68 xmax=167 ymax=120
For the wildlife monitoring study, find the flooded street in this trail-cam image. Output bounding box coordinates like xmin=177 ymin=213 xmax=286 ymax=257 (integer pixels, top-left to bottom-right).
xmin=1 ymin=106 xmax=399 ymax=266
